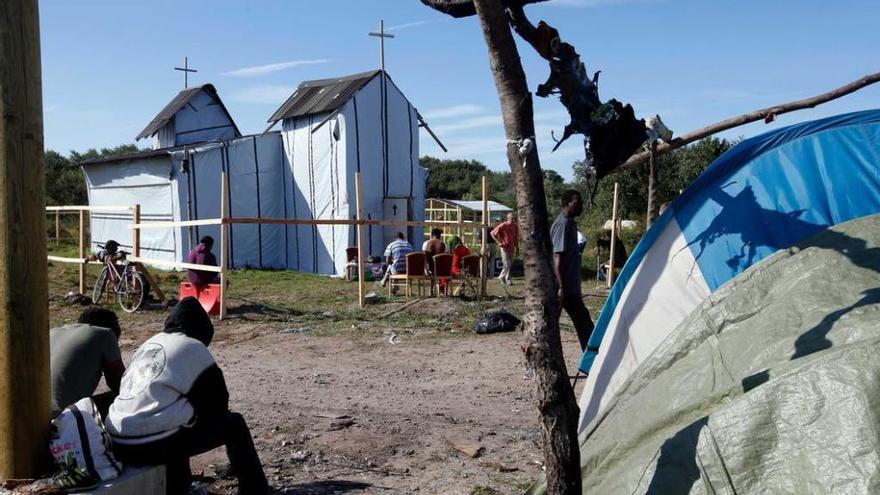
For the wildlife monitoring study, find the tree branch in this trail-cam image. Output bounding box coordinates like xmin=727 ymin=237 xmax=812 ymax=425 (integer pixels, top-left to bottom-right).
xmin=620 ymin=72 xmax=880 ymax=170
xmin=420 ymin=0 xmax=548 ymax=18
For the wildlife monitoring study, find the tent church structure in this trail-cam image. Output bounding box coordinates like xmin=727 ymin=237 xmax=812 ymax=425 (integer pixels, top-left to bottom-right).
xmin=81 ymin=70 xmax=427 ymax=275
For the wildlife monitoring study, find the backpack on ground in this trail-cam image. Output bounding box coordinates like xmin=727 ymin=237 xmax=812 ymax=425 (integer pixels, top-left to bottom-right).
xmin=49 ymin=397 xmax=123 ymax=484
xmin=474 ymin=309 xmax=521 ymax=334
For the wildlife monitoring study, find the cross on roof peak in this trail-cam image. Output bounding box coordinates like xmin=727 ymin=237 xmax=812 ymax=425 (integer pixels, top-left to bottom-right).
xmin=174 ymin=57 xmax=198 ymax=89
xmin=368 ymin=20 xmax=395 ymax=71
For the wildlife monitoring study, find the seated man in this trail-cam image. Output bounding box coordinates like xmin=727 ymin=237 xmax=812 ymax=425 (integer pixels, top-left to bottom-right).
xmin=50 ymin=306 xmax=125 ymax=419
xmin=422 ymin=228 xmax=446 ymax=275
xmin=186 ymin=235 xmax=219 ymax=288
xmin=381 ymin=232 xmax=413 ymax=287
xmin=106 ymin=298 xmax=270 ymax=495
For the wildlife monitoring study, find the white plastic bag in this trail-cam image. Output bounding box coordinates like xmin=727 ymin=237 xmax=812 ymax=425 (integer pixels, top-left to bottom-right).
xmin=49 ymin=397 xmax=122 ymax=482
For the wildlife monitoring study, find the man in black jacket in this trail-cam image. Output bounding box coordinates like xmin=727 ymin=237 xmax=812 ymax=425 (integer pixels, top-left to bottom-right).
xmin=106 ymin=297 xmax=270 ymax=495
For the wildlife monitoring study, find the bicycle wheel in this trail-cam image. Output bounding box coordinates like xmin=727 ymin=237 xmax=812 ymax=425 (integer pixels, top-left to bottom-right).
xmin=117 ymin=269 xmax=145 ymax=313
xmin=92 ymin=266 xmax=109 ymax=305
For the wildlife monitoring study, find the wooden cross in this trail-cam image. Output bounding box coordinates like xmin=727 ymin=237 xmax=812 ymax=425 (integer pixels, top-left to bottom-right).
xmin=174 ymin=56 xmax=198 ymax=89
xmin=368 ymin=20 xmax=395 ymax=71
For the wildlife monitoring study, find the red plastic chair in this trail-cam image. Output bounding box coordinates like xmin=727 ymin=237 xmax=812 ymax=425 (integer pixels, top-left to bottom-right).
xmin=179 ymin=281 xmax=221 ymax=316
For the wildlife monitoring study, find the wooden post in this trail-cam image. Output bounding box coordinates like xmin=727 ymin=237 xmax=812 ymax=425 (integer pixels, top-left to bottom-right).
xmin=645 ymin=142 xmax=658 ymax=231
xmin=54 ymin=210 xmax=59 ymax=243
xmin=480 ymin=175 xmax=489 ymax=297
xmin=79 ymin=209 xmax=86 ymax=295
xmin=132 ymin=204 xmax=141 ymax=257
xmin=219 ymin=173 xmax=228 ymax=319
xmin=355 ymin=173 xmax=366 ymax=308
xmin=0 ymin=0 xmax=51 ymax=479
xmin=608 ymin=182 xmax=619 ymax=289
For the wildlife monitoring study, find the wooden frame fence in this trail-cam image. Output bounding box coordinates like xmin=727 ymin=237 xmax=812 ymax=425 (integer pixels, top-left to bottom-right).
xmin=49 ymin=172 xmax=493 ymax=318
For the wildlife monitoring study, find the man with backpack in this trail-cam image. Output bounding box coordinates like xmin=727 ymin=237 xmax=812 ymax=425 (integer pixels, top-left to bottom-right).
xmin=106 ymin=298 xmax=270 ymax=495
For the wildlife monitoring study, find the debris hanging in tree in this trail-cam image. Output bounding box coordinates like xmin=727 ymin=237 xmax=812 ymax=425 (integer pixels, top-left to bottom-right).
xmin=422 ymin=0 xmax=672 ymax=186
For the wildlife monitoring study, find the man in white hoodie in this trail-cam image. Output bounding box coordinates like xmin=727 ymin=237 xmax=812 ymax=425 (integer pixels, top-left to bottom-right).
xmin=106 ymin=297 xmax=269 ymax=495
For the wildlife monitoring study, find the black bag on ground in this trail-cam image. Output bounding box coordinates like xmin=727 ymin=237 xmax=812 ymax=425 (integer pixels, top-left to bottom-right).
xmin=474 ymin=309 xmax=521 ymax=334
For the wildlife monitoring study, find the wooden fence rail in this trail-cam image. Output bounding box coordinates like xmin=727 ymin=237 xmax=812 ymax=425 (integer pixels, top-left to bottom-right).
xmin=49 ymin=172 xmax=493 ymax=317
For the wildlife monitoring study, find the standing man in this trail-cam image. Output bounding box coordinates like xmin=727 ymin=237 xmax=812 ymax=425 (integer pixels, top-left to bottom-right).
xmin=551 ymin=190 xmax=594 ymax=350
xmin=491 ymin=212 xmax=519 ymax=285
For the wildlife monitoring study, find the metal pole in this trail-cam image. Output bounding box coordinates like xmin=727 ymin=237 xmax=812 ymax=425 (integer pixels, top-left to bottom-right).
xmin=0 ymin=0 xmax=51 ymax=478
xmin=379 ymin=20 xmax=385 ymax=71
xmin=355 ymin=173 xmax=366 ymax=308
xmin=608 ymin=182 xmax=619 ymax=289
xmin=219 ymin=172 xmax=228 ymax=319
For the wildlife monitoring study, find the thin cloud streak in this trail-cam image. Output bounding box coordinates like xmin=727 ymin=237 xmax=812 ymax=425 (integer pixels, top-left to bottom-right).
xmin=433 ymin=115 xmax=503 ymax=134
xmin=228 ymin=85 xmax=293 ymax=105
xmin=422 ymin=104 xmax=485 ymax=120
xmin=221 ymin=59 xmax=329 ymax=77
xmin=386 ymin=18 xmax=450 ymax=31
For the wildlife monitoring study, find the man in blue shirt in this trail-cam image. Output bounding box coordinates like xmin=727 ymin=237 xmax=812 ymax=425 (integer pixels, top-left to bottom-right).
xmin=550 ymin=190 xmax=594 ymax=350
xmin=381 ymin=232 xmax=413 ymax=287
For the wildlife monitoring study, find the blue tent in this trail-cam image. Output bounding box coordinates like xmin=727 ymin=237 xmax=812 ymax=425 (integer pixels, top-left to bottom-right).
xmin=578 ymin=109 xmax=880 ymax=432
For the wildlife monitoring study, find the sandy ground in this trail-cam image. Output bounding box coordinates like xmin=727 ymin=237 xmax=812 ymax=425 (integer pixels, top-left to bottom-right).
xmin=105 ymin=296 xmax=588 ymax=495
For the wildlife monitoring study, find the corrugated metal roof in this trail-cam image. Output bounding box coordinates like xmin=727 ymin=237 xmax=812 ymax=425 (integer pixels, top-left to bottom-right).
xmin=135 ymin=84 xmax=240 ymax=141
xmin=267 ymin=70 xmax=382 ymax=123
xmin=436 ymin=199 xmax=514 ymax=212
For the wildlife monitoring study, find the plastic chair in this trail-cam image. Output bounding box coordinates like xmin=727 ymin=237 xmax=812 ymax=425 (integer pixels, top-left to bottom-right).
xmin=178 ymin=281 xmax=221 ymax=316
xmin=388 ymin=252 xmax=430 ymax=299
xmin=345 ymin=247 xmax=359 ymax=281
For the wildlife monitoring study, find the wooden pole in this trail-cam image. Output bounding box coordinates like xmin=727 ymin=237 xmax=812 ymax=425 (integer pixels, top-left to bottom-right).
xmin=219 ymin=172 xmax=228 ymax=319
xmin=132 ymin=204 xmax=141 ymax=257
xmin=355 ymin=173 xmax=366 ymax=308
xmin=480 ymin=175 xmax=488 ymax=297
xmin=645 ymin=142 xmax=658 ymax=231
xmin=54 ymin=210 xmax=59 ymax=243
xmin=79 ymin=209 xmax=86 ymax=295
xmin=0 ymin=0 xmax=51 ymax=479
xmin=608 ymin=182 xmax=619 ymax=289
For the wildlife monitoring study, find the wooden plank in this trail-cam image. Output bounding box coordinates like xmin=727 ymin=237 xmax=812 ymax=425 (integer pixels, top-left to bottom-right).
xmin=608 ymin=182 xmax=619 ymax=289
xmin=224 ymin=217 xmax=356 ymax=226
xmin=0 ymin=0 xmax=50 ymax=478
xmin=79 ymin=210 xmax=86 ymax=294
xmin=219 ymin=172 xmax=228 ymax=320
xmin=44 ymin=205 xmax=132 ymax=212
xmin=355 ymin=173 xmax=366 ymax=308
xmin=132 ymin=218 xmax=222 ymax=229
xmin=480 ymin=175 xmax=488 ymax=297
xmin=128 ymin=257 xmax=223 ymax=273
xmin=54 ymin=210 xmax=59 ymax=243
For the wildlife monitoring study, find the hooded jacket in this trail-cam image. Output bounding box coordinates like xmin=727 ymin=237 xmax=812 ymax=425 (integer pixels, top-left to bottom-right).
xmin=106 ymin=298 xmax=229 ymax=444
xmin=186 ymin=243 xmax=218 ymax=287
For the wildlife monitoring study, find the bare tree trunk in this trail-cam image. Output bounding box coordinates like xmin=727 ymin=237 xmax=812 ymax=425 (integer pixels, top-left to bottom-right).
xmin=471 ymin=0 xmax=581 ymax=492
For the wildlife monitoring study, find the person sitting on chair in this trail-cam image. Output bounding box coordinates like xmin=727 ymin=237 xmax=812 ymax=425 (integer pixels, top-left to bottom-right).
xmin=449 ymin=236 xmax=471 ymax=277
xmin=106 ymin=298 xmax=270 ymax=495
xmin=186 ymin=236 xmax=219 ymax=289
xmin=50 ymin=306 xmax=125 ymax=419
xmin=381 ymin=232 xmax=413 ymax=287
xmin=422 ymin=228 xmax=446 ymax=275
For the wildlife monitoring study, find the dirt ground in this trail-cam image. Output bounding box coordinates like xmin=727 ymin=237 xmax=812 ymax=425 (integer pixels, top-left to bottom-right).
xmin=48 ymin=264 xmax=602 ymax=495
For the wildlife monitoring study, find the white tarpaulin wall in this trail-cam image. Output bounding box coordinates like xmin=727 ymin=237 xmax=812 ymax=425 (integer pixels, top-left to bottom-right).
xmin=84 ymin=157 xmax=181 ymax=264
xmin=281 ymin=74 xmax=425 ymax=275
xmin=171 ymin=133 xmax=286 ymax=269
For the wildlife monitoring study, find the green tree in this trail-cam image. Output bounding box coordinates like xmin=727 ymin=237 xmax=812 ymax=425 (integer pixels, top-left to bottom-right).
xmin=421 ymin=156 xmax=488 ymax=199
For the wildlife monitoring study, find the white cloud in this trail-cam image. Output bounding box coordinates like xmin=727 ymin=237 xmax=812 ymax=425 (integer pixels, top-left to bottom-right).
xmin=228 ymin=85 xmax=294 ymax=105
xmin=221 ymin=59 xmax=329 ymax=77
xmin=422 ymin=104 xmax=486 ymax=120
xmin=434 ymin=115 xmax=503 ymax=134
xmin=386 ymin=18 xmax=449 ymax=31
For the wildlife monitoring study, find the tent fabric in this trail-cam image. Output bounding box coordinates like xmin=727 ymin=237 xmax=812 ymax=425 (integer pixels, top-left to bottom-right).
xmin=137 ymin=84 xmax=240 ymax=149
xmin=529 ymin=214 xmax=880 ymax=494
xmin=577 ymin=109 xmax=880 ymax=432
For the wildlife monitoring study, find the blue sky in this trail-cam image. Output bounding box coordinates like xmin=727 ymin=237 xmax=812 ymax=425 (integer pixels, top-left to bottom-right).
xmin=40 ymin=0 xmax=879 ymax=180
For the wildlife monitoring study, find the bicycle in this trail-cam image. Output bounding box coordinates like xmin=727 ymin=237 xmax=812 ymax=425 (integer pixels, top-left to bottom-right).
xmin=92 ymin=243 xmax=146 ymax=313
